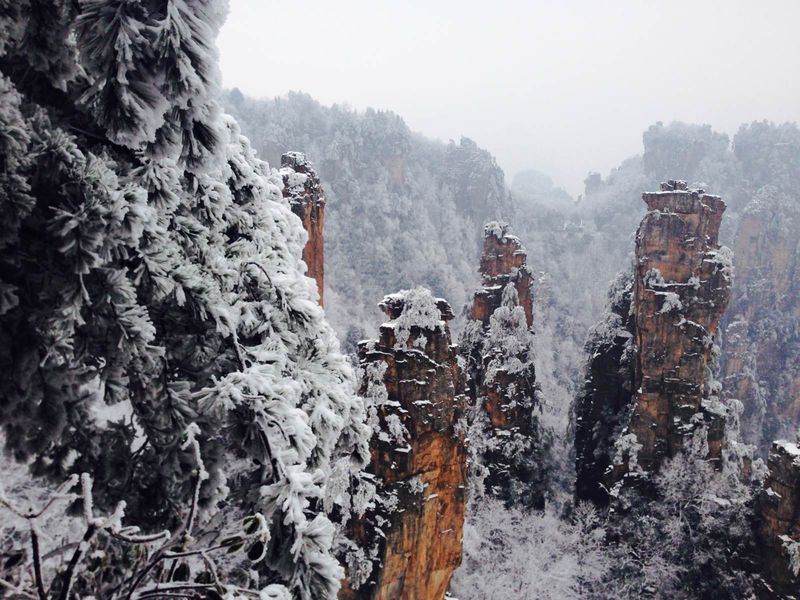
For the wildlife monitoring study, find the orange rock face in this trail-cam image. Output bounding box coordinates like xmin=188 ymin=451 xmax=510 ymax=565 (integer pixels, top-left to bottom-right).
xmin=622 ymin=181 xmax=732 ymax=474
xmin=576 ymin=182 xmax=734 ymax=494
xmin=281 ymin=152 xmax=325 ymax=306
xmin=341 ymin=289 xmax=467 ymax=600
xmin=755 ymin=440 xmax=800 ymax=598
xmin=720 ymin=196 xmax=800 ymax=451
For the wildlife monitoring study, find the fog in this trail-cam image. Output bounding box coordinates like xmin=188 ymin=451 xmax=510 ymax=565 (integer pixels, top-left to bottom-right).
xmin=218 ymin=0 xmax=800 ymax=195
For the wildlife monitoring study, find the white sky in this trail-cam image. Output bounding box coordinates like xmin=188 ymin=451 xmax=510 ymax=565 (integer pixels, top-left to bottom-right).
xmin=218 ymin=0 xmax=800 ymax=195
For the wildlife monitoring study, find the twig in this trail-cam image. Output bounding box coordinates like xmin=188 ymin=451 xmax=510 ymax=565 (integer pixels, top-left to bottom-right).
xmin=199 ymin=551 xmax=221 ymax=587
xmin=56 ymin=523 xmax=98 ymax=600
xmin=29 ymin=524 xmax=47 ymax=600
xmin=0 ymin=577 xmax=39 ymax=599
xmin=123 ymin=545 xmax=171 ymax=600
xmin=132 ymin=593 xmax=204 ymax=600
xmin=133 ymin=581 xmax=214 ymax=598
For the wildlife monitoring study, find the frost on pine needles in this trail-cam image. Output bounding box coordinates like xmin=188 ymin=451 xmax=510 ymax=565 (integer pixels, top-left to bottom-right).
xmin=0 ymin=2 xmax=370 ymax=598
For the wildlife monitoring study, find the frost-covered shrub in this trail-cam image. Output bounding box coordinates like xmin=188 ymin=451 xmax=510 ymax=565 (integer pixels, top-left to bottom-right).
xmin=450 ymin=499 xmax=610 ymax=600
xmin=606 ymin=452 xmax=757 ymax=600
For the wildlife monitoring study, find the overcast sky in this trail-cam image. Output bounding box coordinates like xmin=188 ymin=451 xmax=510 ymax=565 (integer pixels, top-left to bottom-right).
xmin=218 ymin=0 xmax=800 ymax=195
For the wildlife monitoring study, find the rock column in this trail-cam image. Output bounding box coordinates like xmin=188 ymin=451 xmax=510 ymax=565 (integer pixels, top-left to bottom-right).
xmin=620 ymin=181 xmax=732 ymax=476
xmin=341 ymin=288 xmax=467 ymax=600
xmin=574 ymin=182 xmax=734 ymax=501
xmin=280 ymin=151 xmax=325 ymax=306
xmin=461 ymin=222 xmax=544 ymax=508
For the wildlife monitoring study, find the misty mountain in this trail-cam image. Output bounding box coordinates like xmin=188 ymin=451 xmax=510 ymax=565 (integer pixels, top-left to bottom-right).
xmin=3 ymin=4 xmax=799 ymax=596
xmin=223 ymin=90 xmax=515 ymax=347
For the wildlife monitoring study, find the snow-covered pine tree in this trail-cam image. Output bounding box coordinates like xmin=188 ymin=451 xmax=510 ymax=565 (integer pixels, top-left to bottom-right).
xmin=0 ymin=2 xmax=370 ymax=598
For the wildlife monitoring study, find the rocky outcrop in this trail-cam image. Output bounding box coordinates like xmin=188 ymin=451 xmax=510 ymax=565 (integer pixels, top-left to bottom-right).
xmin=280 ymin=151 xmax=325 ymax=305
xmin=460 ymin=222 xmax=545 ymax=508
xmin=573 ymin=272 xmax=635 ymax=505
xmin=620 ymin=181 xmax=732 ymax=476
xmin=341 ymin=288 xmax=467 ymax=600
xmin=755 ymin=440 xmax=800 ymax=598
xmin=721 ymin=191 xmax=800 ymax=453
xmin=469 ymin=222 xmax=534 ymax=328
xmin=574 ymin=182 xmax=734 ymax=501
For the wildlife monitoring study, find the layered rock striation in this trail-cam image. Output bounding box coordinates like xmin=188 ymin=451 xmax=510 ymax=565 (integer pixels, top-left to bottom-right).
xmin=622 ymin=181 xmax=732 ymax=475
xmin=460 ymin=222 xmax=545 ymax=508
xmin=280 ymin=151 xmax=326 ymax=305
xmin=574 ymin=182 xmax=734 ymax=502
xmin=341 ymin=288 xmax=467 ymax=600
xmin=756 ymin=440 xmax=800 ymax=598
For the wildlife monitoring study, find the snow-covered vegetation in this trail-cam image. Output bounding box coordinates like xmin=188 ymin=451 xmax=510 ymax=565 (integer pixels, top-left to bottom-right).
xmin=222 ymin=91 xmax=513 ymax=348
xmin=3 ymin=2 xmax=800 ymax=599
xmin=0 ymin=3 xmax=370 ymax=598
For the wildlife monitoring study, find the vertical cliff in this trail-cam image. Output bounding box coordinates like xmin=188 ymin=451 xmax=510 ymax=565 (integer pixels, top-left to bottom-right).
xmin=620 ymin=180 xmax=732 ymax=477
xmin=756 ymin=440 xmax=800 ymax=598
xmin=280 ymin=151 xmax=325 ymax=305
xmin=573 ymin=271 xmax=635 ymax=505
xmin=574 ymin=182 xmax=734 ymax=501
xmin=341 ymin=288 xmax=467 ymax=600
xmin=460 ymin=222 xmax=545 ymax=508
xmin=721 ymin=190 xmax=800 ymax=453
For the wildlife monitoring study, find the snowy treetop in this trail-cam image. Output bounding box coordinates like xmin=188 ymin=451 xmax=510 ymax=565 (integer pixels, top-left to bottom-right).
xmin=484 ymin=220 xmax=522 ymax=245
xmin=379 ymin=287 xmax=451 ymax=349
xmin=774 ymin=439 xmax=800 ymax=458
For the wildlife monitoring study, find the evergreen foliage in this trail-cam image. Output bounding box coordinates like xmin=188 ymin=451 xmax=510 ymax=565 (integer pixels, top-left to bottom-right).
xmin=222 ymin=91 xmax=514 ymax=348
xmin=0 ymin=2 xmax=370 ymax=598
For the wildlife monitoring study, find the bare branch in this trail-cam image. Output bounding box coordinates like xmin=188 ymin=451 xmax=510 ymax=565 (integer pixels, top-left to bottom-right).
xmin=56 ymin=523 xmax=98 ymax=600
xmin=0 ymin=577 xmax=39 ymax=600
xmin=29 ymin=524 xmax=47 ymax=600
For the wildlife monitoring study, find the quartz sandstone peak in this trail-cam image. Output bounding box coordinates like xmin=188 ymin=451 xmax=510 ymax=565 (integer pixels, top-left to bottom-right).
xmin=470 ymin=221 xmax=534 ymax=328
xmin=341 ymin=288 xmax=467 ymax=600
xmin=615 ymin=181 xmax=732 ymax=481
xmin=280 ymin=151 xmax=325 ymax=305
xmin=461 ymin=223 xmax=545 ymax=508
xmin=574 ymin=182 xmax=734 ymax=502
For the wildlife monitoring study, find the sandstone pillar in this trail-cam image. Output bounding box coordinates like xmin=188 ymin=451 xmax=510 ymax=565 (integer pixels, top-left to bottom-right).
xmin=281 ymin=151 xmax=325 ymax=306
xmin=341 ymin=288 xmax=467 ymax=600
